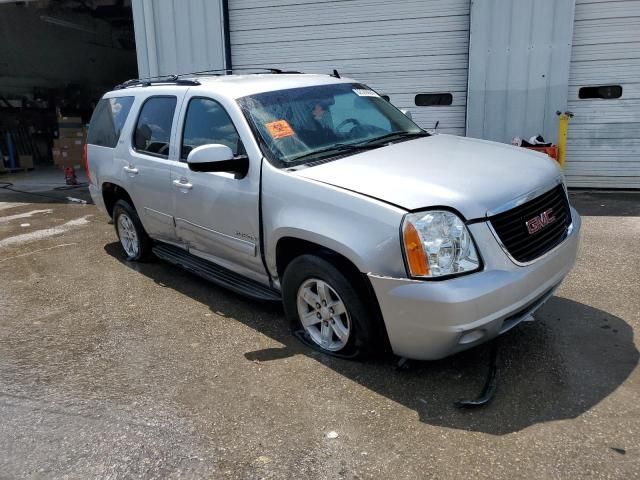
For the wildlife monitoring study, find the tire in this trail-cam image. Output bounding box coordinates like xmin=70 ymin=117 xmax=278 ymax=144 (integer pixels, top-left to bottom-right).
xmin=112 ymin=199 xmax=153 ymax=261
xmin=282 ymin=254 xmax=379 ymax=359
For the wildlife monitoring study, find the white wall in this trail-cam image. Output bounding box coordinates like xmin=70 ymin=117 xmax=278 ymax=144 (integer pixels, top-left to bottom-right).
xmin=466 ymin=0 xmax=576 ymax=144
xmin=0 ymin=3 xmax=137 ymax=97
xmin=131 ymin=0 xmax=227 ymax=78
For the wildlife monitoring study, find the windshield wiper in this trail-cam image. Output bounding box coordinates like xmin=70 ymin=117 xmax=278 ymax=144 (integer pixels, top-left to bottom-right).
xmin=361 ymin=130 xmax=429 ymax=146
xmin=289 ymin=142 xmax=382 ymax=164
xmin=288 ymin=131 xmax=428 ymax=164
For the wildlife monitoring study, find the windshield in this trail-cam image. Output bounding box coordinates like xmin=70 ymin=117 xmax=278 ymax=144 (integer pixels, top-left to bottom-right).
xmin=237 ymin=83 xmax=425 ymax=167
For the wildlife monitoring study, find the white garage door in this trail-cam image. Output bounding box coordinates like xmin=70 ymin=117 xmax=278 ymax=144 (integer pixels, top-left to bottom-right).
xmin=228 ymin=0 xmax=470 ymax=135
xmin=566 ymin=0 xmax=640 ymax=188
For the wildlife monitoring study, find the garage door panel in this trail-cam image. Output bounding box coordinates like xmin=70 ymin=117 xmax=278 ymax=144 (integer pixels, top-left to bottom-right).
xmin=231 ymin=15 xmax=469 ymax=44
xmin=563 ymin=176 xmax=640 ymax=188
xmin=232 ymin=31 xmax=469 ymax=65
xmin=575 ymin=0 xmax=640 ymax=20
xmin=568 ymin=100 xmax=640 ymax=123
xmin=566 ymin=0 xmax=640 ymax=188
xmin=354 ymin=74 xmax=468 ymax=94
xmin=229 ymin=54 xmax=469 ymax=76
xmin=568 ymin=122 xmax=640 ymax=139
xmin=229 ymin=0 xmax=470 ymax=133
xmin=572 ymin=18 xmax=639 ymax=46
xmin=566 ymin=144 xmax=640 ymax=156
xmin=229 ymin=0 xmax=469 ymax=29
xmin=569 ymin=61 xmax=640 ymax=85
xmin=571 ymin=43 xmax=640 ymax=63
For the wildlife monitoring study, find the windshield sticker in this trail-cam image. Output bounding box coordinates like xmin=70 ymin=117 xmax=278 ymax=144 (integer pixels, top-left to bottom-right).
xmin=265 ymin=120 xmax=295 ymax=139
xmin=352 ymin=88 xmax=379 ymax=98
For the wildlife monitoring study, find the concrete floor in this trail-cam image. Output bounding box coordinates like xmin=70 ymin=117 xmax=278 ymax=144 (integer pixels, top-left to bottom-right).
xmin=0 ymin=176 xmax=638 ymax=479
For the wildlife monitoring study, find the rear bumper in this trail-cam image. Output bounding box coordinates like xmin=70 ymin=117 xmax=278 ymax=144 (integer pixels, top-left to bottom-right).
xmin=89 ymin=184 xmax=108 ymax=217
xmin=368 ymin=207 xmax=581 ymax=360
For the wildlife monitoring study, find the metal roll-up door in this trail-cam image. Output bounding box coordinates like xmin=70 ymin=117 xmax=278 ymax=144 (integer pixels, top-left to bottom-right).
xmin=566 ymin=0 xmax=640 ymax=188
xmin=228 ymin=0 xmax=471 ymax=135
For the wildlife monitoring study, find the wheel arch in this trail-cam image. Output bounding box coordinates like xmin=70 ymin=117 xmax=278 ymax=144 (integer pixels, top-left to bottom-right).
xmin=275 ymin=234 xmax=391 ymax=353
xmin=102 ymin=182 xmax=134 ymax=217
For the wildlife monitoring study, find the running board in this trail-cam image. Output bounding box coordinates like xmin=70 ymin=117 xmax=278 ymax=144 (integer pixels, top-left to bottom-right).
xmin=152 ymin=243 xmax=281 ymax=302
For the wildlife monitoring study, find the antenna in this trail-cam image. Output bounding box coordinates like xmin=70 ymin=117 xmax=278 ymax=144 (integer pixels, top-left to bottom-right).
xmin=331 ymin=69 xmax=341 ymax=78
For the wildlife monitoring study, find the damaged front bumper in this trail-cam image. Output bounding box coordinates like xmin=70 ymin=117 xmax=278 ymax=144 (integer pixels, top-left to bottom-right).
xmin=368 ymin=207 xmax=581 ymax=360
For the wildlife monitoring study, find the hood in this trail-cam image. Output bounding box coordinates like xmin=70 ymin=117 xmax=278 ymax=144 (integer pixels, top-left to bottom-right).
xmin=295 ymin=134 xmax=562 ymax=219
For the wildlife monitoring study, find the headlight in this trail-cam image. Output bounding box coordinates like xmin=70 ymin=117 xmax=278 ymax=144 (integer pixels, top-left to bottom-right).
xmin=402 ymin=210 xmax=480 ymax=278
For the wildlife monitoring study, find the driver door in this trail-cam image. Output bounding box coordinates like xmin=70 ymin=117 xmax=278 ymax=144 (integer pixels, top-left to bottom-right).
xmin=170 ymin=95 xmax=266 ymax=284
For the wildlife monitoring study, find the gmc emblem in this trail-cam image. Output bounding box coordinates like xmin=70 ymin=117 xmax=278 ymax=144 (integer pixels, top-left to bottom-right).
xmin=526 ymin=208 xmax=556 ymax=235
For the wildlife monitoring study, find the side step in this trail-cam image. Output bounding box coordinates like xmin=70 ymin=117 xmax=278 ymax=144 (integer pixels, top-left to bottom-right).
xmin=152 ymin=243 xmax=281 ymax=302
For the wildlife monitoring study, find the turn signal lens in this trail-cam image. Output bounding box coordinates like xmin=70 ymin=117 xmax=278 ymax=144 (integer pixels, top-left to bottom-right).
xmin=403 ymin=221 xmax=429 ymax=276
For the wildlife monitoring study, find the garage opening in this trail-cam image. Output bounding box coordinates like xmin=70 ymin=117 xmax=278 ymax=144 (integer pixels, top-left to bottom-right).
xmin=0 ymin=0 xmax=137 ymax=176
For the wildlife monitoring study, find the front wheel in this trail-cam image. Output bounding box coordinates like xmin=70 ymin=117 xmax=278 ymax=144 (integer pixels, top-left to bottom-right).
xmin=282 ymin=254 xmax=379 ymax=359
xmin=113 ymin=199 xmax=152 ymax=261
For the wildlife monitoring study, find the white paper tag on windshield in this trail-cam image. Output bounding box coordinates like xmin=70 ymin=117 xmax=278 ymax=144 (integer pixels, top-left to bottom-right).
xmin=352 ymin=88 xmax=379 ymax=97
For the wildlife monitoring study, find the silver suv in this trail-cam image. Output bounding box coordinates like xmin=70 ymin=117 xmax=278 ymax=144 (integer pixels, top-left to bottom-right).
xmin=86 ymin=73 xmax=581 ymax=360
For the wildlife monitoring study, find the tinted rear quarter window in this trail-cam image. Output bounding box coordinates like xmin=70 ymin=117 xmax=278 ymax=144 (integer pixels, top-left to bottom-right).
xmin=87 ymin=96 xmax=135 ymax=147
xmin=133 ymin=96 xmax=177 ymax=157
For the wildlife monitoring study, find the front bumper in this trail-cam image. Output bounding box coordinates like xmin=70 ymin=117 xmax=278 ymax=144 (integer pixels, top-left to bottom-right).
xmin=368 ymin=207 xmax=581 ymax=360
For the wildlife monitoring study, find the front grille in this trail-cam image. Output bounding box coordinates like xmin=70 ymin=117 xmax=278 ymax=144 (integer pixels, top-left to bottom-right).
xmin=490 ymin=184 xmax=571 ymax=263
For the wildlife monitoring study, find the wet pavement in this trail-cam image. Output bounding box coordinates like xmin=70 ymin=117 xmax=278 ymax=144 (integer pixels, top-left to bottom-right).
xmin=0 ymin=182 xmax=638 ymax=479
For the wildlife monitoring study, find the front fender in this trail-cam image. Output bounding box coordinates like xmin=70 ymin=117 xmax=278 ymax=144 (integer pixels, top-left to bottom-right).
xmin=261 ymin=163 xmax=408 ymax=279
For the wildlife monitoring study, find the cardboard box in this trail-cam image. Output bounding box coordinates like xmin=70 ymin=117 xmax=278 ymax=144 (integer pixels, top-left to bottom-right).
xmin=52 ymin=147 xmax=82 ymax=167
xmin=52 ymin=135 xmax=84 ymax=167
xmin=18 ymin=155 xmax=34 ymax=169
xmin=58 ymin=127 xmax=85 ymax=140
xmin=55 ymin=138 xmax=85 ymax=150
xmin=58 ymin=116 xmax=86 ymax=140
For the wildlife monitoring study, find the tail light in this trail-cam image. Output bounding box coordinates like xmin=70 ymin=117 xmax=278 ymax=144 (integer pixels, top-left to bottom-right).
xmin=83 ymin=143 xmax=91 ymax=184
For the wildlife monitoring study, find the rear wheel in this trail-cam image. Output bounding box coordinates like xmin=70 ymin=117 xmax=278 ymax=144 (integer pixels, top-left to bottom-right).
xmin=113 ymin=199 xmax=152 ymax=261
xmin=282 ymin=254 xmax=378 ymax=358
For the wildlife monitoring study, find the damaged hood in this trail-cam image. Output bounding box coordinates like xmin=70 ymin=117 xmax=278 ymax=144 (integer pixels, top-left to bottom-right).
xmin=295 ymin=134 xmax=562 ymax=219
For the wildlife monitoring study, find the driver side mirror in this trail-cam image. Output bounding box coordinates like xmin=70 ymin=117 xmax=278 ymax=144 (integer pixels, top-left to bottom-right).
xmin=187 ymin=144 xmax=249 ymax=178
xmin=400 ymin=109 xmax=413 ymax=120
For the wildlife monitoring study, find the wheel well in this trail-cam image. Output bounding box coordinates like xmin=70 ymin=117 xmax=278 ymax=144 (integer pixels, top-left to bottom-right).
xmin=275 ymin=237 xmax=391 ymax=352
xmin=102 ymin=182 xmax=133 ymax=217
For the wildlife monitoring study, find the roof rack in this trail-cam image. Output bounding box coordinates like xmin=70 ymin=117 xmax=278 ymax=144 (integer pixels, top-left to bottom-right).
xmin=113 ymin=67 xmax=302 ymax=90
xmin=189 ymin=67 xmax=302 ymax=75
xmin=114 ymin=75 xmax=201 ymax=90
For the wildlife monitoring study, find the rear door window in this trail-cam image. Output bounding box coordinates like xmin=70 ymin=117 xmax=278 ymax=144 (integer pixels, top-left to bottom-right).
xmin=181 ymin=97 xmax=242 ymax=161
xmin=133 ymin=96 xmax=177 ymax=158
xmin=87 ymin=96 xmax=134 ymax=147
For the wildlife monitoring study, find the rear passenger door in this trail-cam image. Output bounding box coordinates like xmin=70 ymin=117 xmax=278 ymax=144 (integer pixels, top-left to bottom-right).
xmin=124 ymin=90 xmax=186 ymax=244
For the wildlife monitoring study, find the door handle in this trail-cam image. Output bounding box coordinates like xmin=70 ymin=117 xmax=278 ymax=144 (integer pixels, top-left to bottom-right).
xmin=123 ymin=165 xmax=139 ymax=174
xmin=173 ymin=179 xmax=193 ymax=190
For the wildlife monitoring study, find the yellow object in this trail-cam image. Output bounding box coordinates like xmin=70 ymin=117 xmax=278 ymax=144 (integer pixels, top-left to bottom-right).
xmin=557 ymin=112 xmax=572 ymax=169
xmin=403 ymin=222 xmax=429 ymax=277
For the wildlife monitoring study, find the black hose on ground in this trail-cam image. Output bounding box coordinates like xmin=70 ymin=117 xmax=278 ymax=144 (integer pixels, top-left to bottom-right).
xmin=0 ymin=181 xmax=88 ymax=203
